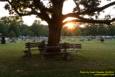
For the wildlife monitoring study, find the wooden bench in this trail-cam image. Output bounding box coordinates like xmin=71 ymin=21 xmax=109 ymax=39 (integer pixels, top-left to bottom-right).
xmin=60 ymin=43 xmax=81 ymax=52
xmin=23 ymin=42 xmax=82 ymax=59
xmin=24 ymin=42 xmax=40 ymax=57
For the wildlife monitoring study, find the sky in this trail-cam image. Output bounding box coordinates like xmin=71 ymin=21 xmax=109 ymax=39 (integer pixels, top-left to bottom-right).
xmin=0 ymin=0 xmax=115 ymax=26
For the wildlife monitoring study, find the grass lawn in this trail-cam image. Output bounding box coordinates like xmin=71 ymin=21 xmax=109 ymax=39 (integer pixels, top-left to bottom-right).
xmin=0 ymin=38 xmax=115 ymax=77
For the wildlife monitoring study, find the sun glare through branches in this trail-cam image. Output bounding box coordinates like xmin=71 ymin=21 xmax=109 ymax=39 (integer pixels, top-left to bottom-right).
xmin=63 ymin=22 xmax=80 ymax=32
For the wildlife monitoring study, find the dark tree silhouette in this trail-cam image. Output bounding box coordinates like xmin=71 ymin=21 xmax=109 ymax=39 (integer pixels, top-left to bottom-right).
xmin=0 ymin=0 xmax=115 ymax=53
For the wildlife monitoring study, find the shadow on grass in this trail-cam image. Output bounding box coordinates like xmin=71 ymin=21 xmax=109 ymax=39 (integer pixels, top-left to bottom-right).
xmin=0 ymin=54 xmax=115 ymax=77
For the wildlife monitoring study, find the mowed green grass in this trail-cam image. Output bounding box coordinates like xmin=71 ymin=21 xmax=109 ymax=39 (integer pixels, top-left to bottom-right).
xmin=0 ymin=38 xmax=115 ymax=77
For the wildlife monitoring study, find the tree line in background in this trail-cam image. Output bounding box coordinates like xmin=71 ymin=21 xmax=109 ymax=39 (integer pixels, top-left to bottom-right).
xmin=80 ymin=24 xmax=115 ymax=36
xmin=0 ymin=16 xmax=115 ymax=38
xmin=62 ymin=23 xmax=115 ymax=36
xmin=0 ymin=16 xmax=48 ymax=38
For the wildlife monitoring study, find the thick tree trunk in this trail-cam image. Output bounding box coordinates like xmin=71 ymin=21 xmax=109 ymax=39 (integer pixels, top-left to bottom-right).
xmin=46 ymin=22 xmax=62 ymax=55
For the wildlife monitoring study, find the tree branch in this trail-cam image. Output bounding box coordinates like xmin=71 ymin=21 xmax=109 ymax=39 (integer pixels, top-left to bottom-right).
xmin=73 ymin=0 xmax=80 ymax=13
xmin=0 ymin=0 xmax=7 ymax=1
xmin=79 ymin=1 xmax=115 ymax=15
xmin=63 ymin=17 xmax=115 ymax=25
xmin=62 ymin=13 xmax=79 ymax=20
xmin=33 ymin=0 xmax=51 ymax=22
xmin=6 ymin=0 xmax=34 ymax=16
xmin=6 ymin=0 xmax=50 ymax=23
xmin=63 ymin=1 xmax=115 ymax=17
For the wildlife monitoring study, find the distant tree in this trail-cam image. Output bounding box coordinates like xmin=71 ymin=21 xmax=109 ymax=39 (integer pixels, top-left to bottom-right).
xmin=0 ymin=16 xmax=22 ymax=37
xmin=107 ymin=24 xmax=115 ymax=36
xmin=79 ymin=23 xmax=115 ymax=36
xmin=19 ymin=24 xmax=30 ymax=36
xmin=30 ymin=21 xmax=42 ymax=36
xmin=30 ymin=20 xmax=48 ymax=36
xmin=0 ymin=22 xmax=9 ymax=36
xmin=0 ymin=21 xmax=9 ymax=44
xmin=8 ymin=30 xmax=16 ymax=38
xmin=8 ymin=23 xmax=20 ymax=37
xmin=97 ymin=24 xmax=108 ymax=35
xmin=38 ymin=25 xmax=48 ymax=36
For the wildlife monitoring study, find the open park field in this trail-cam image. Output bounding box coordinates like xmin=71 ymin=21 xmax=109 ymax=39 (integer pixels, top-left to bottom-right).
xmin=0 ymin=0 xmax=115 ymax=76
xmin=0 ymin=37 xmax=115 ymax=77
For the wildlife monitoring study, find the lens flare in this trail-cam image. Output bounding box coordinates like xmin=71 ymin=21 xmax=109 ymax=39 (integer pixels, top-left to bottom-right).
xmin=63 ymin=22 xmax=77 ymax=31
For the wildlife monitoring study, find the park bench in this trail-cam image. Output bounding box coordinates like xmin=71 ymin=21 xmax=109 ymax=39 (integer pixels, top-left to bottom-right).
xmin=60 ymin=43 xmax=82 ymax=52
xmin=24 ymin=42 xmax=82 ymax=59
xmin=24 ymin=42 xmax=40 ymax=57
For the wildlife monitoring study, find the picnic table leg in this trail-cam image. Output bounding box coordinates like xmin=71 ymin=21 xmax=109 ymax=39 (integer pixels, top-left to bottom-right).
xmin=62 ymin=47 xmax=68 ymax=60
xmin=39 ymin=48 xmax=46 ymax=60
xmin=27 ymin=47 xmax=32 ymax=57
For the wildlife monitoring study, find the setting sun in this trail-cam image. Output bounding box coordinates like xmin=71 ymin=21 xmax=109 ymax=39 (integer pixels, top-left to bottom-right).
xmin=63 ymin=22 xmax=78 ymax=31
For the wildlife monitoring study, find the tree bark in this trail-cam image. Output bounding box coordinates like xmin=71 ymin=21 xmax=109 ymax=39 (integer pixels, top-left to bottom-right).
xmin=46 ymin=22 xmax=62 ymax=55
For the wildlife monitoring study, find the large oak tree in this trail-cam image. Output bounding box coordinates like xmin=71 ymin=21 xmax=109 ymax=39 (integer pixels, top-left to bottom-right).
xmin=0 ymin=0 xmax=115 ymax=53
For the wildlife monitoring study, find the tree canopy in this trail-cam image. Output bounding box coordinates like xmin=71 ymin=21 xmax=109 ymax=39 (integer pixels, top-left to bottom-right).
xmin=0 ymin=0 xmax=115 ymax=24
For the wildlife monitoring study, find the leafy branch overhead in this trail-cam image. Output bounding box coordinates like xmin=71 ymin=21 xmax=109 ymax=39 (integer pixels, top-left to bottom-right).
xmin=1 ymin=0 xmax=115 ymax=25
